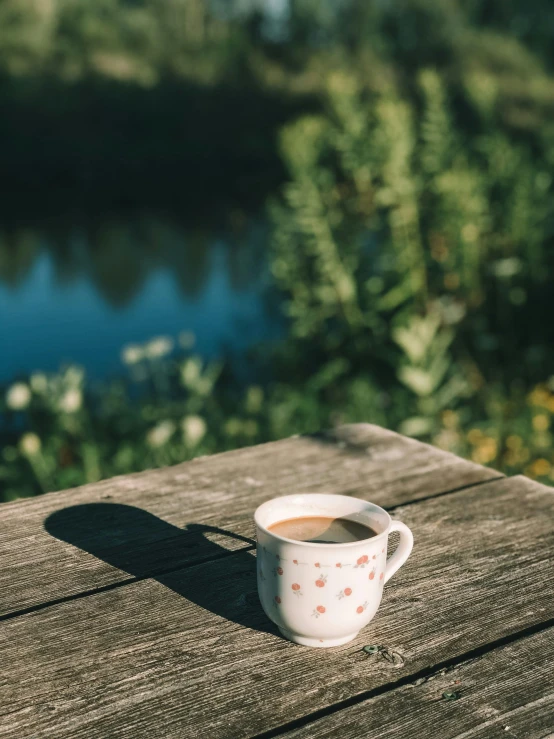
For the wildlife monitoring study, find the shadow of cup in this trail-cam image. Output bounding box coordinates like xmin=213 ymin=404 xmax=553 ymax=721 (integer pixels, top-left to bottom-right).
xmin=44 ymin=503 xmax=276 ymax=636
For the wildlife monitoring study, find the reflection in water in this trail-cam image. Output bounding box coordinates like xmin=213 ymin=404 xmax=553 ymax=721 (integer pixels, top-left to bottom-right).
xmin=0 ymin=214 xmax=280 ymax=383
xmin=0 ymin=229 xmax=41 ymax=286
xmin=88 ymin=222 xmax=151 ymax=307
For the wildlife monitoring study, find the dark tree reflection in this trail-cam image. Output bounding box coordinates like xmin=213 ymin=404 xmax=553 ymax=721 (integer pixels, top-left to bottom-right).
xmin=0 ymin=213 xmax=267 ymax=308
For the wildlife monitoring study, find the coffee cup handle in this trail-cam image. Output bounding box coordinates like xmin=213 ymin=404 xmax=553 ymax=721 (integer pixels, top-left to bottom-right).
xmin=384 ymin=520 xmax=414 ymax=584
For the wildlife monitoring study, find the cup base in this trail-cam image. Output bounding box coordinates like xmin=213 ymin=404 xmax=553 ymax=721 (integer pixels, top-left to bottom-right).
xmin=278 ymin=627 xmax=359 ymax=648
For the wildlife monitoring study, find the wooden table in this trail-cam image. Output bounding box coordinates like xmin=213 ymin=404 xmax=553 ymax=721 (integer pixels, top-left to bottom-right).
xmin=1 ymin=424 xmax=553 ymax=738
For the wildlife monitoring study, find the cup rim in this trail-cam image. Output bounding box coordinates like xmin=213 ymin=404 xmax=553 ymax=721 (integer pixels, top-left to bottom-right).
xmin=254 ymin=493 xmax=391 ymax=548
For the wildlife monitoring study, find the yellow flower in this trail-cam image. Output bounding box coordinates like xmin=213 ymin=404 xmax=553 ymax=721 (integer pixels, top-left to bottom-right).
xmin=467 ymin=428 xmax=483 ymax=445
xmin=503 ymin=451 xmax=519 ymax=467
xmin=506 ymin=446 xmax=531 ymax=466
xmin=442 ymin=410 xmax=459 ymax=429
xmin=471 ymin=437 xmax=497 ymax=464
xmin=531 ymin=458 xmax=551 ymax=477
xmin=506 ymin=435 xmax=523 ymax=450
xmin=547 ymin=397 xmax=554 ymax=413
xmin=528 ymin=385 xmax=550 ymax=407
xmin=532 ymin=414 xmax=550 ymax=432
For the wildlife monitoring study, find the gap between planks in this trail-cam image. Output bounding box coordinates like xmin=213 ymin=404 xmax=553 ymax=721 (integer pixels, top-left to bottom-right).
xmin=385 ymin=473 xmax=504 ymax=512
xmin=1 ymin=474 xmax=551 ymax=738
xmin=251 ymin=615 xmax=554 ymax=739
xmin=0 ymin=474 xmax=505 ymax=625
xmin=0 ymin=424 xmax=501 ymax=618
xmin=0 ymin=546 xmax=256 ymax=623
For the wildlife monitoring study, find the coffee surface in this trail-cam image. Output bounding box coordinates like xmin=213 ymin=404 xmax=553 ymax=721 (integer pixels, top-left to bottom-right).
xmin=268 ymin=516 xmax=377 ymax=544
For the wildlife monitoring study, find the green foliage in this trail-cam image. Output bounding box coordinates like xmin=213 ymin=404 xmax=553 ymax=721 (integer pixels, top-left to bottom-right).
xmin=0 ymin=335 xmax=270 ymax=500
xmin=394 ymin=313 xmax=470 ymax=437
xmin=2 ymin=0 xmax=554 ymax=500
xmin=268 ymin=43 xmax=554 ymax=476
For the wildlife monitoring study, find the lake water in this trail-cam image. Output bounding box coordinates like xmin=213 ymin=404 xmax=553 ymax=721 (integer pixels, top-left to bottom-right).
xmin=0 ymin=215 xmax=281 ymax=384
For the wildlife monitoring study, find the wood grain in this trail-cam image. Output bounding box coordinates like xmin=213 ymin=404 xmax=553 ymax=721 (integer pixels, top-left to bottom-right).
xmin=279 ymin=626 xmax=554 ymax=739
xmin=0 ymin=475 xmax=551 ymax=739
xmin=0 ymin=424 xmax=500 ymax=617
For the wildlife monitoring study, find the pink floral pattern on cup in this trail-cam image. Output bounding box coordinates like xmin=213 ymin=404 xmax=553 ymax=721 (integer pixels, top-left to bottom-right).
xmin=262 ymin=547 xmax=391 ymax=617
xmin=337 ymin=587 xmax=352 ymax=600
xmin=255 ymin=493 xmax=414 ymax=647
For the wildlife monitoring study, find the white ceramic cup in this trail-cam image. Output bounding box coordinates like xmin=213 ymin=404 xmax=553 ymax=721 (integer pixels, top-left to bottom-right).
xmin=255 ymin=494 xmax=413 ymax=648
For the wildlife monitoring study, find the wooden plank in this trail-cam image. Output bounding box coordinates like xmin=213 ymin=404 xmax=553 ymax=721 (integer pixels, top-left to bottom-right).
xmin=0 ymin=424 xmax=499 ymax=617
xmin=279 ymin=627 xmax=554 ymax=739
xmin=0 ymin=475 xmax=551 ymax=739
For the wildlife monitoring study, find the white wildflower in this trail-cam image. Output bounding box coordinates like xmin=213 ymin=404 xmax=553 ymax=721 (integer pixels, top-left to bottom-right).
xmin=64 ymin=366 xmax=84 ymax=386
xmin=146 ymin=420 xmax=176 ymax=448
xmin=144 ymin=336 xmax=174 ymax=360
xmin=433 ymin=429 xmax=459 ymax=451
xmin=19 ymin=433 xmax=41 ymax=456
xmin=59 ymin=388 xmax=83 ymax=414
xmin=6 ymin=383 xmax=31 ymax=410
xmin=121 ymin=344 xmax=144 ymax=365
xmin=30 ymin=373 xmax=48 ymax=394
xmin=181 ymin=415 xmax=207 ymax=446
xmin=491 ymin=257 xmax=522 ymax=279
xmin=180 ymin=358 xmax=202 ymax=388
